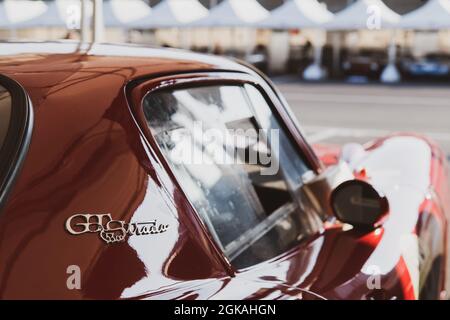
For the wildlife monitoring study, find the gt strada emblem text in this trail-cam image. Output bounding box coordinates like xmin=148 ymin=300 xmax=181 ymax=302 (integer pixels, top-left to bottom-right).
xmin=65 ymin=214 xmax=169 ymax=244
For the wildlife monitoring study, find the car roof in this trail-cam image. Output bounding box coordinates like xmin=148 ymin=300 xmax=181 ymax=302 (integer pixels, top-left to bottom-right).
xmin=0 ymin=41 xmax=250 ymax=91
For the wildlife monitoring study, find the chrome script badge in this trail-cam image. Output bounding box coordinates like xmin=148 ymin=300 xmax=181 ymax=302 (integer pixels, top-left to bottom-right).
xmin=65 ymin=214 xmax=169 ymax=244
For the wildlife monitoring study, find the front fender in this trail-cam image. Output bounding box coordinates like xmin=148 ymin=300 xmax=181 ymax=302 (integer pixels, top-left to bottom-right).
xmin=352 ymin=135 xmax=448 ymax=299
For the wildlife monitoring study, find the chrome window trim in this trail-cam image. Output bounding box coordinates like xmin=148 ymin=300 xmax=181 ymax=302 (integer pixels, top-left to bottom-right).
xmin=0 ymin=74 xmax=34 ymax=212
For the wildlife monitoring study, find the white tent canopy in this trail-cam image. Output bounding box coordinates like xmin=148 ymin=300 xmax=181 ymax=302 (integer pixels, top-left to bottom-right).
xmin=257 ymin=0 xmax=333 ymax=29
xmin=10 ymin=0 xmax=87 ymax=29
xmin=104 ymin=0 xmax=152 ymax=28
xmin=398 ymin=0 xmax=450 ymax=30
xmin=192 ymin=0 xmax=269 ymax=28
xmin=0 ymin=1 xmax=11 ymax=28
xmin=0 ymin=0 xmax=48 ymax=28
xmin=324 ymin=0 xmax=400 ymax=30
xmin=130 ymin=0 xmax=207 ymax=29
xmin=8 ymin=0 xmax=151 ymax=30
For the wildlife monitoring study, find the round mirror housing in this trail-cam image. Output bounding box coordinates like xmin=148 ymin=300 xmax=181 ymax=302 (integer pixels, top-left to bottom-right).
xmin=330 ymin=179 xmax=389 ymax=229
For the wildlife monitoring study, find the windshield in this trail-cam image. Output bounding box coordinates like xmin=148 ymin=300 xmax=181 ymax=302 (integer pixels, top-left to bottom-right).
xmin=142 ymin=83 xmax=322 ymax=269
xmin=357 ymin=50 xmax=386 ymax=59
xmin=424 ymin=53 xmax=450 ymax=62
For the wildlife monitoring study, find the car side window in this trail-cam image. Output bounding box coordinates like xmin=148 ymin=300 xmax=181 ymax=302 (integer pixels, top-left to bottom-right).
xmin=142 ymin=84 xmax=321 ymax=269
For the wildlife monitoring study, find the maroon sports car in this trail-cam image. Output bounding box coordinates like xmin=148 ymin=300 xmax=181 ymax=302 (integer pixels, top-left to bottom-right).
xmin=0 ymin=41 xmax=449 ymax=300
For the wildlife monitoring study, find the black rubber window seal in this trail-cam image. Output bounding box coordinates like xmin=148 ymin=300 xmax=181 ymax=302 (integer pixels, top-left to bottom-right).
xmin=0 ymin=74 xmax=34 ymax=212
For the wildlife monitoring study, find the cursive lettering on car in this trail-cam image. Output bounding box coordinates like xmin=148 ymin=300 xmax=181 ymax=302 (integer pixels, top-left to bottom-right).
xmin=65 ymin=213 xmax=169 ymax=244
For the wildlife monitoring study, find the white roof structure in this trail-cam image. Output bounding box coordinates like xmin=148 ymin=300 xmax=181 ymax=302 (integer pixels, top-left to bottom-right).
xmin=8 ymin=0 xmax=151 ymax=30
xmin=0 ymin=1 xmax=10 ymax=28
xmin=324 ymin=0 xmax=400 ymax=30
xmin=9 ymin=0 xmax=86 ymax=29
xmin=192 ymin=0 xmax=269 ymax=28
xmin=0 ymin=0 xmax=48 ymax=28
xmin=104 ymin=0 xmax=152 ymax=28
xmin=398 ymin=0 xmax=450 ymax=30
xmin=130 ymin=0 xmax=207 ymax=29
xmin=257 ymin=0 xmax=333 ymax=29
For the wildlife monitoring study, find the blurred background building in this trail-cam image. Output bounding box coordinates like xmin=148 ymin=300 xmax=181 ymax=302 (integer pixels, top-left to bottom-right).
xmin=1 ymin=0 xmax=449 ymax=83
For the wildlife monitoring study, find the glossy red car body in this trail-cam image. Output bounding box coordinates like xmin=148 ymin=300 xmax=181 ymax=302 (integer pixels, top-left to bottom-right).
xmin=0 ymin=41 xmax=449 ymax=300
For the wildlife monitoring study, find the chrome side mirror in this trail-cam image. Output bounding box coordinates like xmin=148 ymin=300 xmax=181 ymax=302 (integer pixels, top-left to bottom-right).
xmin=330 ymin=179 xmax=389 ymax=229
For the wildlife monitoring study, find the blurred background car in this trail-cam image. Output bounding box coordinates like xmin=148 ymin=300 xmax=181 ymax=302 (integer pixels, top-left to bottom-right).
xmin=402 ymin=52 xmax=450 ymax=79
xmin=245 ymin=44 xmax=270 ymax=73
xmin=341 ymin=49 xmax=388 ymax=79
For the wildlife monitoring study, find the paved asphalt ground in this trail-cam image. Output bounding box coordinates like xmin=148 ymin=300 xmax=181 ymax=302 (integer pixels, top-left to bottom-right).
xmin=275 ymin=79 xmax=450 ymax=170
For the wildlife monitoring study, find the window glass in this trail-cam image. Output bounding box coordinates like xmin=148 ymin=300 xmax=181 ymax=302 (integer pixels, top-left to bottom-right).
xmin=143 ymin=84 xmax=321 ymax=269
xmin=0 ymin=86 xmax=12 ymax=151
